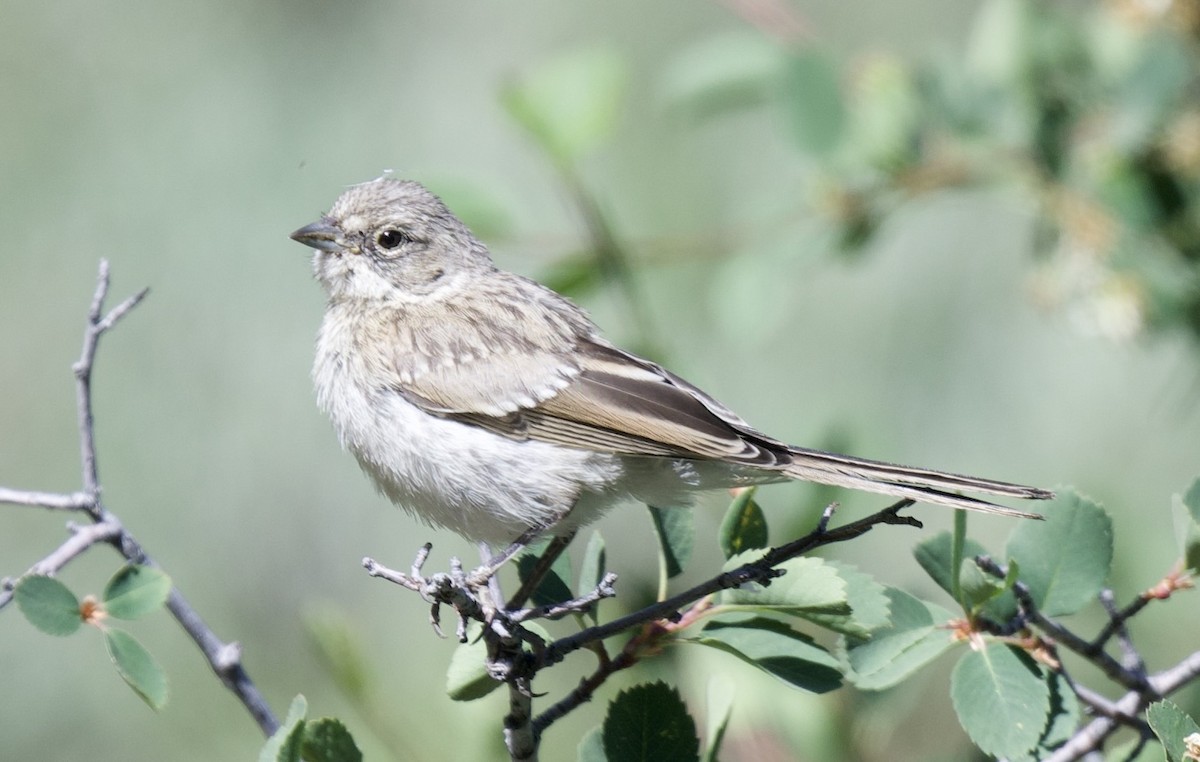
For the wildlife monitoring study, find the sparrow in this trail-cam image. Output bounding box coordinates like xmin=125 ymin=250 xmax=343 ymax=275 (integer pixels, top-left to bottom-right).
xmin=290 ymin=177 xmax=1051 ymax=548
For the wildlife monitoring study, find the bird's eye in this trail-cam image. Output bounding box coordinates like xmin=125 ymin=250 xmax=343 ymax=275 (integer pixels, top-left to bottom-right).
xmin=376 ymin=229 xmax=409 ymax=250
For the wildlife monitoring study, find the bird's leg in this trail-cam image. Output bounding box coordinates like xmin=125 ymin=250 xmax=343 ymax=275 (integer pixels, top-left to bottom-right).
xmin=467 ymin=525 xmax=543 ymax=588
xmin=476 ymin=542 xmax=507 ymax=611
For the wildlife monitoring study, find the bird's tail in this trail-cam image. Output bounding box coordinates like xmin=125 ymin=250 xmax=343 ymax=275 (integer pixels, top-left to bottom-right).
xmin=783 ymin=446 xmax=1052 ymax=519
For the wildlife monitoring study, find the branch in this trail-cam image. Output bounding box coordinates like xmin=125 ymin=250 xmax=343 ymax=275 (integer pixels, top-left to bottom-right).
xmin=541 ymin=500 xmax=919 ymax=667
xmin=1 ymin=261 xmax=278 ymax=737
xmin=74 ymin=259 xmax=148 ymax=506
xmin=0 ymin=488 xmax=95 ymax=511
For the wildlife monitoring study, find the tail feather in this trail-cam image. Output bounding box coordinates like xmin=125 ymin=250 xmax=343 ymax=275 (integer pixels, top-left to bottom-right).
xmin=783 ymin=446 xmax=1052 ymax=519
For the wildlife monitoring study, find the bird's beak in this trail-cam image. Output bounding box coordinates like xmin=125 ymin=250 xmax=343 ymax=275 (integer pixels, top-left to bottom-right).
xmin=290 ymin=219 xmax=345 ymax=252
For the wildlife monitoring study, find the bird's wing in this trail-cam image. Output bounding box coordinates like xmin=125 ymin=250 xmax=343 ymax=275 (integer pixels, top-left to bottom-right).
xmin=390 ymin=307 xmax=783 ymax=462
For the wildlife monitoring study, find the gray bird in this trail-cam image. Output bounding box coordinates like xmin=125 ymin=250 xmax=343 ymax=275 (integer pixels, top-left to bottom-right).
xmin=291 ymin=177 xmax=1051 ymax=549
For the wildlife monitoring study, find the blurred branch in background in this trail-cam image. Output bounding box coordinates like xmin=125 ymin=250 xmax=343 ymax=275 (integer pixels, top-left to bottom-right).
xmin=0 ymin=262 xmax=280 ymax=738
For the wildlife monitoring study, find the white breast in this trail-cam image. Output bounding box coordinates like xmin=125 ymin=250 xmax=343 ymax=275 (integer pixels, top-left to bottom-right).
xmin=312 ymin=309 xmax=626 ymax=545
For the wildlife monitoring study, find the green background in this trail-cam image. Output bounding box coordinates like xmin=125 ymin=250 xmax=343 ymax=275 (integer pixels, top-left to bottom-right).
xmin=2 ymin=1 xmax=1198 ymax=760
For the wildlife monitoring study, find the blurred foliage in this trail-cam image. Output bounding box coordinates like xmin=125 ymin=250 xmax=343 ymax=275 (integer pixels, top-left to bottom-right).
xmin=660 ymin=0 xmax=1200 ymax=343
xmin=512 ymin=0 xmax=1200 ymax=346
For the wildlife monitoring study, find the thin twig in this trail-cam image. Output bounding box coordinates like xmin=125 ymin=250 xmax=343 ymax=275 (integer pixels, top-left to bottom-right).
xmin=976 ymin=557 xmax=1150 ymax=694
xmin=0 ymin=520 xmax=123 ymax=609
xmin=0 ymin=261 xmax=278 ymax=737
xmin=541 ymin=500 xmax=919 ymax=667
xmin=0 ymin=488 xmax=95 ymax=511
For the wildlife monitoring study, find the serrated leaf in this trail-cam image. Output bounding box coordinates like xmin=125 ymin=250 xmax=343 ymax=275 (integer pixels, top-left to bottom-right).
xmin=950 ymin=643 xmax=1049 ymax=759
xmin=702 ymin=676 xmax=734 ymax=762
xmin=1148 ymin=700 xmax=1200 ymax=762
xmin=845 ymin=588 xmax=957 ymax=690
xmin=15 ymin=575 xmax=82 ymax=636
xmin=649 ymin=505 xmax=694 ymax=579
xmin=719 ymin=554 xmax=847 ymax=618
xmin=719 ymin=488 xmax=769 ymax=559
xmin=303 ymin=603 xmax=369 ymax=701
xmin=518 ymin=542 xmax=573 ymax=607
xmin=1006 ymin=489 xmax=1113 ymax=616
xmin=103 ymin=565 xmax=171 ymax=621
xmin=1010 ymin=670 xmax=1080 ymax=762
xmin=301 ymin=718 xmax=363 ymax=762
xmin=446 ymin=625 xmax=499 ymax=702
xmin=806 ymin=561 xmax=890 ymax=637
xmin=104 ymin=627 xmax=168 ymax=710
xmin=602 ymin=682 xmax=700 ymax=762
xmin=781 ymin=49 xmax=846 ymax=156
xmin=688 ymin=616 xmax=842 ymax=694
xmin=578 ymin=726 xmax=607 ymax=762
xmin=281 ymin=694 xmax=308 ymax=728
xmin=501 ymin=47 xmax=627 ymax=166
xmin=258 ymin=695 xmax=307 ymax=762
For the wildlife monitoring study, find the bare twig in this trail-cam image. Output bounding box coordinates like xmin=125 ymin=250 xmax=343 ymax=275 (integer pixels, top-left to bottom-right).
xmin=1 ymin=261 xmax=278 ymax=737
xmin=0 ymin=488 xmax=95 ymax=511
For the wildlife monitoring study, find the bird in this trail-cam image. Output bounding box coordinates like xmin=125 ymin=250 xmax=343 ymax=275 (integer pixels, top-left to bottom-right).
xmin=290 ymin=177 xmax=1051 ymax=553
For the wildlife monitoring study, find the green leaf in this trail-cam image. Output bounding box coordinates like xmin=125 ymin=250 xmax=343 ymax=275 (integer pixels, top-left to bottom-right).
xmin=914 ymin=531 xmax=990 ymax=600
xmin=719 ymin=488 xmax=769 ymax=559
xmin=303 ymin=603 xmax=370 ymax=701
xmin=578 ymin=726 xmax=607 ymax=762
xmin=446 ymin=625 xmax=499 ymax=702
xmin=258 ymin=695 xmax=307 ymax=762
xmin=687 ymin=616 xmax=842 ymax=694
xmin=844 ymin=55 xmax=920 ymax=171
xmin=602 ymin=682 xmax=700 ymax=762
xmin=577 ymin=531 xmax=607 ymax=597
xmin=1148 ymin=700 xmax=1200 ymax=762
xmin=1181 ymin=477 xmax=1200 ymax=525
xmin=781 ymin=48 xmax=846 ymax=156
xmin=1005 ymin=489 xmax=1113 ymax=616
xmin=1010 ymin=670 xmax=1080 ymax=762
xmin=1042 ymin=669 xmax=1081 ymax=749
xmin=659 ymin=31 xmax=781 ymax=120
xmin=518 ymin=542 xmax=574 ymax=607
xmin=102 ymin=565 xmax=171 ymax=620
xmin=501 ymin=47 xmax=628 ymax=166
xmin=15 ymin=575 xmax=82 ymax=636
xmin=1174 ymin=478 xmax=1200 ymax=573
xmin=845 ymin=588 xmax=957 ymax=691
xmin=577 ymin=532 xmax=607 ymax=625
xmin=950 ymin=643 xmax=1050 ymax=759
xmin=719 ymin=554 xmax=847 ymax=619
xmin=104 ymin=627 xmax=168 ymax=710
xmin=956 ymin=557 xmax=1011 ymax=612
xmin=809 ymin=561 xmax=890 ymax=637
xmin=302 ymin=718 xmax=363 ymax=762
xmin=702 ymin=676 xmax=734 ymax=762
xmin=649 ymin=505 xmax=694 ymax=579
xmin=281 ymin=694 xmax=309 ymax=729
